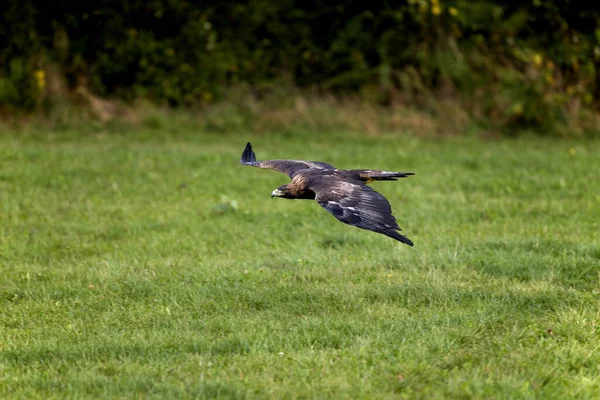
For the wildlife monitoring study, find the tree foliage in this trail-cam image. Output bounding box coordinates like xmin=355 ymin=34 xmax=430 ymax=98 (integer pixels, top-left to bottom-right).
xmin=1 ymin=0 xmax=599 ymax=131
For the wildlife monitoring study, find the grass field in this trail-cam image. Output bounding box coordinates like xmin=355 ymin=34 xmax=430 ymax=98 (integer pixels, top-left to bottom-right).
xmin=1 ymin=127 xmax=599 ymax=399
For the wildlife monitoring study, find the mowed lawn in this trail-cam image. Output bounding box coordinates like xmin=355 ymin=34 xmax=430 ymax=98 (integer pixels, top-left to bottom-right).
xmin=1 ymin=128 xmax=599 ymax=399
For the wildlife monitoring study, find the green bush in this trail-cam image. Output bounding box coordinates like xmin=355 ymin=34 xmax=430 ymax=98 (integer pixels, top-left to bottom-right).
xmin=0 ymin=0 xmax=599 ymax=133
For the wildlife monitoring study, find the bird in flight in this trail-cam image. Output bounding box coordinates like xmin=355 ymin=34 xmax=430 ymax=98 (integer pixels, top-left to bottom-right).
xmin=240 ymin=142 xmax=415 ymax=246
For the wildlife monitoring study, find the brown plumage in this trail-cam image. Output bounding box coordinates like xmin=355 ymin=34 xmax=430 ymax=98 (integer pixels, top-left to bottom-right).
xmin=240 ymin=142 xmax=415 ymax=246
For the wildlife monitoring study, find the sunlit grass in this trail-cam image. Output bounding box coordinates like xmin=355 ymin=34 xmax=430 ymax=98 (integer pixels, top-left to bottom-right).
xmin=1 ymin=128 xmax=599 ymax=399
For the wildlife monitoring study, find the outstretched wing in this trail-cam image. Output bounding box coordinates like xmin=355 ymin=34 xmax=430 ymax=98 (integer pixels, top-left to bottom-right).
xmin=312 ymin=178 xmax=414 ymax=246
xmin=241 ymin=142 xmax=334 ymax=178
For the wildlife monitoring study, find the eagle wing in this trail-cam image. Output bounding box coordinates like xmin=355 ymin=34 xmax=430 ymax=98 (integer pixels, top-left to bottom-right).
xmin=312 ymin=178 xmax=414 ymax=246
xmin=241 ymin=142 xmax=334 ymax=178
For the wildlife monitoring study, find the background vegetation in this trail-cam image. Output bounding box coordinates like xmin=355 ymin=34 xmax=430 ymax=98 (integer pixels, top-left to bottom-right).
xmin=1 ymin=0 xmax=599 ymax=135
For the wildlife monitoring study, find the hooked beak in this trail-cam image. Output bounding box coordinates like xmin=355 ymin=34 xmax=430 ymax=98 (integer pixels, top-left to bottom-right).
xmin=271 ymin=188 xmax=283 ymax=199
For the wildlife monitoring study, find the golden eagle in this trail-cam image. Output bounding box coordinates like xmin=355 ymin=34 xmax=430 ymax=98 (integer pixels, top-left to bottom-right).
xmin=240 ymin=142 xmax=415 ymax=246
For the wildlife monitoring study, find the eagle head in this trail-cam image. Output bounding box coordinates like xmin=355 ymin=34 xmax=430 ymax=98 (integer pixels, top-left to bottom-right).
xmin=271 ymin=185 xmax=296 ymax=199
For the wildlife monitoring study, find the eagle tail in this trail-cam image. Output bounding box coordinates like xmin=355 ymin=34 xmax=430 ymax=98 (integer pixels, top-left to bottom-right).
xmin=360 ymin=170 xmax=415 ymax=181
xmin=241 ymin=142 xmax=258 ymax=165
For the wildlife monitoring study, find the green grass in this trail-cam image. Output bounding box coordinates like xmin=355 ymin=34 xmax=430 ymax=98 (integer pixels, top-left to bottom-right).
xmin=1 ymin=127 xmax=600 ymax=399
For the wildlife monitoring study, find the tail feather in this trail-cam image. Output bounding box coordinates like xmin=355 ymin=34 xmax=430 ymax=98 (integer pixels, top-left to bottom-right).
xmin=241 ymin=142 xmax=258 ymax=165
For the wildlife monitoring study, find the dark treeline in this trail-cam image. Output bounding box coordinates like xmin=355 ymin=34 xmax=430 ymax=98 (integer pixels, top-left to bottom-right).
xmin=1 ymin=1 xmax=599 ymax=132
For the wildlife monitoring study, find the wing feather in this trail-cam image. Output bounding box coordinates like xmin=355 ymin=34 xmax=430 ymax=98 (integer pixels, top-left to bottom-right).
xmin=313 ymin=179 xmax=414 ymax=246
xmin=258 ymin=159 xmax=335 ymax=178
xmin=241 ymin=142 xmax=334 ymax=178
